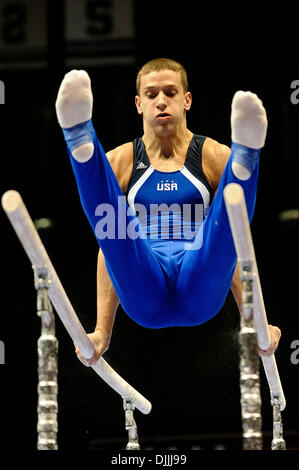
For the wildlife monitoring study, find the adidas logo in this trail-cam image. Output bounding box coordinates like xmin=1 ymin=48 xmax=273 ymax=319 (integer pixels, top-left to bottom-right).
xmin=136 ymin=161 xmax=147 ymax=169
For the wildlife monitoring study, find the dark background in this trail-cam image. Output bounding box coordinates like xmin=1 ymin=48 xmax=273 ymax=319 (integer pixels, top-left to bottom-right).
xmin=0 ymin=0 xmax=298 ymax=454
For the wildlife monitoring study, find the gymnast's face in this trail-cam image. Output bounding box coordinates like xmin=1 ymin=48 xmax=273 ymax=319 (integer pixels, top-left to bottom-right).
xmin=135 ymin=70 xmax=192 ymax=136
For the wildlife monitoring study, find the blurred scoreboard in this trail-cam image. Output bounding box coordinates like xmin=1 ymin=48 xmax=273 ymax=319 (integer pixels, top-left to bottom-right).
xmin=0 ymin=0 xmax=135 ymax=69
xmin=65 ymin=0 xmax=135 ymax=66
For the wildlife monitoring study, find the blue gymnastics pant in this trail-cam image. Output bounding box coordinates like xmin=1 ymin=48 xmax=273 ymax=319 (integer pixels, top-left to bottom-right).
xmin=63 ymin=120 xmax=260 ymax=329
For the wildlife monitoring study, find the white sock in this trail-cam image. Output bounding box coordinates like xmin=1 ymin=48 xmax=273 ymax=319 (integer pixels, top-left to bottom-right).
xmin=231 ymin=91 xmax=268 ymax=180
xmin=55 ymin=70 xmax=94 ymax=161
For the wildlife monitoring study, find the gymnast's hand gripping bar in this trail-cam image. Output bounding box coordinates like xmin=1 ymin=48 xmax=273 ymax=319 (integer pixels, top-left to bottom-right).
xmin=223 ymin=183 xmax=286 ymax=411
xmin=1 ymin=190 xmax=152 ymax=415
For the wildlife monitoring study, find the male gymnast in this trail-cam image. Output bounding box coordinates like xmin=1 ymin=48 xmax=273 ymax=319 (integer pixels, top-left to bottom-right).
xmin=55 ymin=58 xmax=281 ymax=366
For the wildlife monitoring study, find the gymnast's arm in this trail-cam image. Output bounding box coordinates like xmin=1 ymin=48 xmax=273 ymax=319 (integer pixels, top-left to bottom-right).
xmin=75 ymin=143 xmax=133 ymax=366
xmin=75 ymin=248 xmax=120 ymax=366
xmin=230 ymin=262 xmax=281 ymax=357
xmin=202 ymin=138 xmax=281 ymax=357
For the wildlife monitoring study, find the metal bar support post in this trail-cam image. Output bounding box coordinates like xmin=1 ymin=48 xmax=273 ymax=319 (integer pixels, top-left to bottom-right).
xmin=34 ymin=266 xmax=58 ymax=450
xmin=239 ymin=261 xmax=263 ymax=450
xmin=123 ymin=399 xmax=140 ymax=450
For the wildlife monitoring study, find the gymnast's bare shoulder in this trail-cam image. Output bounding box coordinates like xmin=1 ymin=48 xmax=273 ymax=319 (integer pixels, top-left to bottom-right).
xmin=106 ymin=142 xmax=133 ymax=194
xmin=202 ymin=137 xmax=232 ymax=193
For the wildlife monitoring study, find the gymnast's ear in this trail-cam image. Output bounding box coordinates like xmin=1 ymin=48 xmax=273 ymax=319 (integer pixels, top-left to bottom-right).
xmin=135 ymin=95 xmax=143 ymax=115
xmin=184 ymin=91 xmax=192 ymax=112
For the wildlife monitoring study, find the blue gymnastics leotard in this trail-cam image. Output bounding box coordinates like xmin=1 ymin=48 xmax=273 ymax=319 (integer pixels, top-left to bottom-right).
xmin=62 ymin=120 xmax=260 ymax=328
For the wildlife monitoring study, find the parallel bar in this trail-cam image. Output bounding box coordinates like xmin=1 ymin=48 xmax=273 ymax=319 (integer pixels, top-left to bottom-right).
xmin=1 ymin=190 xmax=151 ymax=415
xmin=223 ymin=183 xmax=286 ymax=411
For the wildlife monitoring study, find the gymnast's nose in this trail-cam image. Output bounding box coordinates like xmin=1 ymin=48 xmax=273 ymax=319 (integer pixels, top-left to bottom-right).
xmin=156 ymin=92 xmax=167 ymax=110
